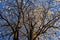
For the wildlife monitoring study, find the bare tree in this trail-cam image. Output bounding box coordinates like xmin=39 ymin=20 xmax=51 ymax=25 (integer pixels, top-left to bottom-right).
xmin=0 ymin=0 xmax=60 ymax=40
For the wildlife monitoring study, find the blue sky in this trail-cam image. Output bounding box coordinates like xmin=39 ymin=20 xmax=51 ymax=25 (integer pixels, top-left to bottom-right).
xmin=0 ymin=1 xmax=4 ymax=10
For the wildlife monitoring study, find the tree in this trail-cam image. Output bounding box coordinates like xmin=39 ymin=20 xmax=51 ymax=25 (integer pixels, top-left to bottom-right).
xmin=0 ymin=0 xmax=60 ymax=40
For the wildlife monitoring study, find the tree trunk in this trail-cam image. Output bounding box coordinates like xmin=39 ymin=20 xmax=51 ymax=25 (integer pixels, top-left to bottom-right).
xmin=14 ymin=31 xmax=18 ymax=40
xmin=30 ymin=30 xmax=33 ymax=40
xmin=28 ymin=29 xmax=33 ymax=40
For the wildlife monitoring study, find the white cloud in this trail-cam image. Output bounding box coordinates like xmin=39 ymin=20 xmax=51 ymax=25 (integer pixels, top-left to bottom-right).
xmin=55 ymin=0 xmax=60 ymax=1
xmin=0 ymin=0 xmax=1 ymax=3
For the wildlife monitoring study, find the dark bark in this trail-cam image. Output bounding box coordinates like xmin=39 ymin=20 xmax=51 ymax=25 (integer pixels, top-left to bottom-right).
xmin=30 ymin=29 xmax=33 ymax=40
xmin=28 ymin=30 xmax=33 ymax=40
xmin=14 ymin=30 xmax=19 ymax=40
xmin=28 ymin=19 xmax=33 ymax=40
